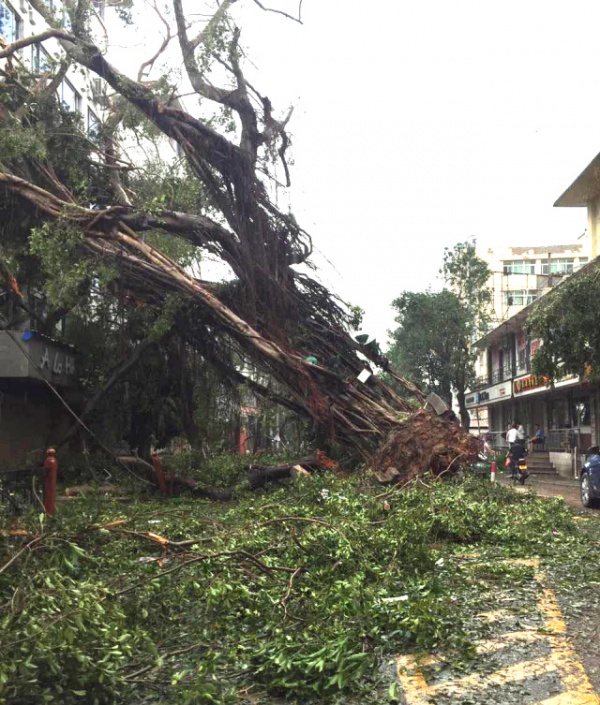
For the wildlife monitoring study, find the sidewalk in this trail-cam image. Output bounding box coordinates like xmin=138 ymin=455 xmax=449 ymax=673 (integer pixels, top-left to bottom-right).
xmin=498 ymin=471 xmax=584 ymax=509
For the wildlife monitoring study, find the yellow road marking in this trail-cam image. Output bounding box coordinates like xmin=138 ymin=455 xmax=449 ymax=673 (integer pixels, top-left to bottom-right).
xmin=427 ymin=655 xmax=557 ymax=696
xmin=396 ymin=558 xmax=600 ymax=705
xmin=538 ymin=694 xmax=600 ymax=705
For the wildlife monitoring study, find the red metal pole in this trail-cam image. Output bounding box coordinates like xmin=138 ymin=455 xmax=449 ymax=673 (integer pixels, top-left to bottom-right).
xmin=43 ymin=448 xmax=58 ymax=514
xmin=490 ymin=461 xmax=497 ymax=484
xmin=151 ymin=452 xmax=168 ymax=496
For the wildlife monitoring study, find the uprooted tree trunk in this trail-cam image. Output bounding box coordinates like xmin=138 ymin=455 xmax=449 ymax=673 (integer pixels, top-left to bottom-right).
xmin=0 ymin=0 xmax=475 ymax=477
xmin=116 ymin=450 xmax=343 ymax=500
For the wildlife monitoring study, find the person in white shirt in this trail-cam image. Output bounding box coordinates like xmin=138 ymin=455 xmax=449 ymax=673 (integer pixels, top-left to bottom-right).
xmin=506 ymin=424 xmax=519 ymax=446
xmin=516 ymin=421 xmax=526 ymax=441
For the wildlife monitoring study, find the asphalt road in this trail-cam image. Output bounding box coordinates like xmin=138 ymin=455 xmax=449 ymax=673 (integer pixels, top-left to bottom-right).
xmin=395 ymin=475 xmax=600 ymax=705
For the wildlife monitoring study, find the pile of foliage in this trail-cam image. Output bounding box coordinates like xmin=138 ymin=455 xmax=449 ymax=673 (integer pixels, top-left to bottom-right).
xmin=0 ymin=472 xmax=585 ymax=704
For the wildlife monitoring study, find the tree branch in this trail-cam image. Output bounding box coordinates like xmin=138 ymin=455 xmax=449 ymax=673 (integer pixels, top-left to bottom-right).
xmin=0 ymin=29 xmax=75 ymax=59
xmin=251 ymin=0 xmax=303 ymax=24
xmin=137 ymin=0 xmax=174 ymax=81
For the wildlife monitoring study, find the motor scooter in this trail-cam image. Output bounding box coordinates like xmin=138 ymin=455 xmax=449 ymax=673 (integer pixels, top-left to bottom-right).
xmin=508 ymin=443 xmax=529 ymax=485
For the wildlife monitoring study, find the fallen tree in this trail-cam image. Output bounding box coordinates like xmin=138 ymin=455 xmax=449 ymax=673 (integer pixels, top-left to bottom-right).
xmin=0 ymin=0 xmax=475 ymax=475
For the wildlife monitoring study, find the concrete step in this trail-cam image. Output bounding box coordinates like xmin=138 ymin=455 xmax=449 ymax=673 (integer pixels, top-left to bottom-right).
xmin=528 ymin=468 xmax=561 ymax=476
xmin=527 ymin=458 xmax=553 ymax=467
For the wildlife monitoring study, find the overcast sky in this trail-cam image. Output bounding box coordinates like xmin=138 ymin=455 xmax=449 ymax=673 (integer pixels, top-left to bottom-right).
xmin=115 ymin=1 xmax=600 ymax=344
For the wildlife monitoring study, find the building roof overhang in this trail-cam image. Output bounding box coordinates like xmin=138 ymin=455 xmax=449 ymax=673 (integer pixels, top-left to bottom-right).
xmin=554 ymin=150 xmax=600 ymax=207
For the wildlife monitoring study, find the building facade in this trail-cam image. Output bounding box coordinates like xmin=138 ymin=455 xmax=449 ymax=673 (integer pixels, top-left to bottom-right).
xmin=466 ymin=298 xmax=596 ymax=476
xmin=0 ymin=0 xmax=108 ymax=465
xmin=467 ymin=149 xmax=600 ymax=476
xmin=0 ymin=0 xmax=107 ymax=135
xmin=476 ymin=240 xmax=591 ymax=326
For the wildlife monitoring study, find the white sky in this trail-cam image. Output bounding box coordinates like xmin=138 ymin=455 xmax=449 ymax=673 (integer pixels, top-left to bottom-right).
xmin=111 ymin=0 xmax=600 ymax=345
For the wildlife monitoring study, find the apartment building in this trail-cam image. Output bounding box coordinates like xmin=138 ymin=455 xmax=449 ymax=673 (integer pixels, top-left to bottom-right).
xmin=466 ymin=148 xmax=600 ymax=475
xmin=476 ymin=239 xmax=591 ymax=326
xmin=467 ymin=292 xmax=594 ymax=476
xmin=0 ymin=0 xmax=109 ymax=465
xmin=0 ymin=0 xmax=107 ymax=137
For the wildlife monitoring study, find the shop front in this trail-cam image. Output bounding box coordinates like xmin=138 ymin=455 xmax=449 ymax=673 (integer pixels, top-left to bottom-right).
xmin=511 ymin=373 xmax=592 ymax=451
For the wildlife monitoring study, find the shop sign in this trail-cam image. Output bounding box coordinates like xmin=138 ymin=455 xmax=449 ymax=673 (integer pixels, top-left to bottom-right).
xmin=514 ymin=375 xmax=548 ymax=395
xmin=465 ymin=384 xmax=508 ymax=408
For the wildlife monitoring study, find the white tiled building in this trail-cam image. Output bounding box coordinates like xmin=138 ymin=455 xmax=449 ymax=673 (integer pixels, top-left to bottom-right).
xmin=0 ymin=0 xmax=107 ymax=136
xmin=476 ymin=240 xmax=591 ymax=326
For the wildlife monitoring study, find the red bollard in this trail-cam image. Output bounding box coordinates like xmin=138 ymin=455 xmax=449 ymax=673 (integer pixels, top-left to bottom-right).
xmin=490 ymin=461 xmax=496 ymax=484
xmin=151 ymin=452 xmax=168 ymax=496
xmin=43 ymin=448 xmax=58 ymax=515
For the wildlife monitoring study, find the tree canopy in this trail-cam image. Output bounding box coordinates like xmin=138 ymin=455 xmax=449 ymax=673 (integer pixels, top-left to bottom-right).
xmin=1 ymin=0 xmax=465 ymax=468
xmin=527 ymin=262 xmax=600 ymax=381
xmin=387 ymin=240 xmax=491 ymax=428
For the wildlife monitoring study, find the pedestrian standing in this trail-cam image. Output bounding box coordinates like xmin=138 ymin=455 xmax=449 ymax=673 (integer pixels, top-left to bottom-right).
xmin=506 ymin=423 xmax=519 ymax=448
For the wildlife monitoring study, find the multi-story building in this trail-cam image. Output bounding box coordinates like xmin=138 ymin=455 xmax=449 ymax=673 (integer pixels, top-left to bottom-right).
xmin=476 ymin=239 xmax=591 ymax=325
xmin=467 ymin=291 xmax=594 ymax=476
xmin=467 ymin=149 xmax=600 ymax=476
xmin=0 ymin=0 xmax=108 ymax=465
xmin=0 ymin=0 xmax=107 ymax=137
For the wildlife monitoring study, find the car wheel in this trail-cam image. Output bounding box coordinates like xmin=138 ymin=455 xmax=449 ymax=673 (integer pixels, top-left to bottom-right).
xmin=581 ymin=471 xmax=600 ymax=508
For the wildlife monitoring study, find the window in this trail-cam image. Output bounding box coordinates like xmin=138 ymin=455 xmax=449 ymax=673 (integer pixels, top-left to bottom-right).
xmin=58 ymin=78 xmax=81 ymax=113
xmin=61 ymin=7 xmax=71 ymax=30
xmin=503 ymin=260 xmax=535 ymax=275
xmin=578 ymin=257 xmax=589 ymax=267
xmin=87 ymin=109 xmax=101 ymax=144
xmin=31 ymin=43 xmax=51 ymax=73
xmin=573 ymin=401 xmax=590 ymax=427
xmin=0 ymin=0 xmax=20 ymax=43
xmin=504 ymin=290 xmax=537 ymax=307
xmin=541 ymin=258 xmax=574 ymax=275
xmin=42 ymin=0 xmax=54 ymax=9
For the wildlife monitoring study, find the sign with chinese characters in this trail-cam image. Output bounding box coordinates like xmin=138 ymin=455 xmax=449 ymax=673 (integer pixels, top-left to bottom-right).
xmin=514 ymin=374 xmax=548 ymax=395
xmin=513 ymin=372 xmax=579 ymax=397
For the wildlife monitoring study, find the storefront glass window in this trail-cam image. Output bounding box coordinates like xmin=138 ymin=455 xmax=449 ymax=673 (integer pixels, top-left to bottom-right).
xmin=573 ymin=401 xmax=590 ymax=427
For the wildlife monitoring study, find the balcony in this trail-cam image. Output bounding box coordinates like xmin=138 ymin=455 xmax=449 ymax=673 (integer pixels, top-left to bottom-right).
xmin=490 ymin=364 xmax=513 ymax=385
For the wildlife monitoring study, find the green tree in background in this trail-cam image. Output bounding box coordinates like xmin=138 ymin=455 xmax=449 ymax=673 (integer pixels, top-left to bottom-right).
xmin=527 ymin=263 xmax=600 ymax=381
xmin=441 ymin=239 xmax=491 ymax=339
xmin=387 ymin=240 xmax=491 ymax=429
xmin=388 ymin=290 xmax=471 ymax=426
